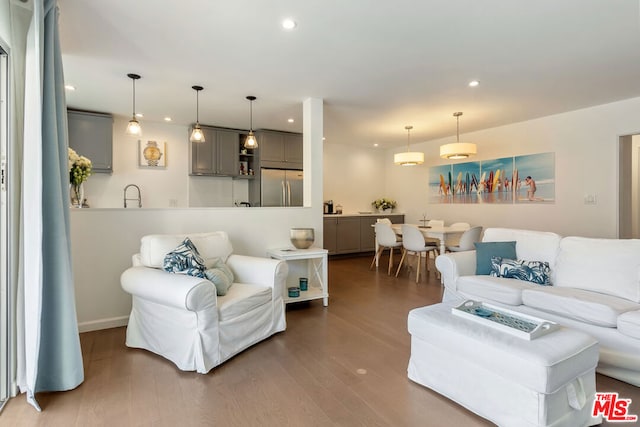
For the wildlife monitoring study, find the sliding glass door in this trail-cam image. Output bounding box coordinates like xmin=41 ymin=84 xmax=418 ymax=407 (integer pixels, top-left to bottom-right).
xmin=0 ymin=44 xmax=9 ymax=410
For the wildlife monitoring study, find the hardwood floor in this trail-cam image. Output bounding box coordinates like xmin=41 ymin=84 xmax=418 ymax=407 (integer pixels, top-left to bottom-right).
xmin=3 ymin=254 xmax=639 ymax=426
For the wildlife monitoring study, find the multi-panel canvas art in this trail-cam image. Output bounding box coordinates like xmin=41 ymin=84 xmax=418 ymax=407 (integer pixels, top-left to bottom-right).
xmin=429 ymin=152 xmax=555 ymax=204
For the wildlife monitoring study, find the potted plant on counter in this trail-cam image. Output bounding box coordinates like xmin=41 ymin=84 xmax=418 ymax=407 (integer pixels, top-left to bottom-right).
xmin=371 ymin=198 xmax=397 ymax=213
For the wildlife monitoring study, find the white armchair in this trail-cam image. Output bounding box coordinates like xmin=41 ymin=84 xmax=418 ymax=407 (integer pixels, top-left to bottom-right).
xmin=120 ymin=231 xmax=288 ymax=374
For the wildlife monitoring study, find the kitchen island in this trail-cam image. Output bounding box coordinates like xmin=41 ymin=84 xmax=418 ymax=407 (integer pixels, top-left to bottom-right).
xmin=323 ymin=212 xmax=404 ymax=255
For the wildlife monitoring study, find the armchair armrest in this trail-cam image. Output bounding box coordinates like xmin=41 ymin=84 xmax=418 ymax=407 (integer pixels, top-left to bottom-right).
xmin=121 ymin=266 xmax=216 ymax=311
xmin=226 ymin=254 xmax=288 ymax=296
xmin=435 ymin=251 xmax=477 ymax=293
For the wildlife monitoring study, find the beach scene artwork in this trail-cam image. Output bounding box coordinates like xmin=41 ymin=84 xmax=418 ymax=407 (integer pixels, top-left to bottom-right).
xmin=428 ymin=152 xmax=555 ymax=204
xmin=514 ymin=152 xmax=555 ymax=204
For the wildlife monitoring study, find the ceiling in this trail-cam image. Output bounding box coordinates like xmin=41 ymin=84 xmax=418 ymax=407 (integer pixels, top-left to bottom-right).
xmin=57 ymin=0 xmax=640 ymax=149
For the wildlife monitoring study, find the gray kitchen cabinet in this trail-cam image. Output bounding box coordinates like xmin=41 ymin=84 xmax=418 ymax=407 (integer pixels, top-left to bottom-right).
xmin=258 ymin=130 xmax=303 ymax=169
xmin=323 ymin=217 xmax=338 ymax=254
xmin=190 ymin=126 xmax=240 ymax=176
xmin=67 ymin=109 xmax=113 ymax=173
xmin=324 ymin=214 xmax=405 ymax=255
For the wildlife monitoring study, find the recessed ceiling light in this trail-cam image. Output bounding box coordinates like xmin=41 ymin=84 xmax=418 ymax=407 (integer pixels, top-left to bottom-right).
xmin=468 ymin=80 xmax=480 ymax=87
xmin=135 ymin=113 xmax=143 ymax=118
xmin=373 ymin=143 xmax=379 ymax=147
xmin=322 ymin=137 xmax=326 ymax=141
xmin=288 ymin=118 xmax=294 ymax=123
xmin=164 ymin=117 xmax=172 ymax=122
xmin=65 ymin=85 xmax=76 ymax=91
xmin=282 ymin=18 xmax=297 ymax=30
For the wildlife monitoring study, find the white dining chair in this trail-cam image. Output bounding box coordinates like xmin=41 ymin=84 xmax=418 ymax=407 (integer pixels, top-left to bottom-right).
xmin=395 ymin=224 xmax=438 ymax=283
xmin=377 ymin=217 xmax=392 ymax=225
xmin=370 ymin=222 xmax=403 ymax=275
xmin=449 ymin=222 xmax=470 ymax=230
xmin=445 ymin=222 xmax=471 ymax=247
xmin=446 ymin=226 xmax=483 ymax=252
xmin=424 ymin=219 xmax=445 ymax=253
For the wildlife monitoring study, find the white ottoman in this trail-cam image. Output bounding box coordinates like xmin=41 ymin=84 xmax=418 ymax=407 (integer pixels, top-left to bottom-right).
xmin=408 ymin=303 xmax=600 ymax=427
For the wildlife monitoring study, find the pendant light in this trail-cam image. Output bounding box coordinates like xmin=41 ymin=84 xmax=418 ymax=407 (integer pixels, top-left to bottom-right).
xmin=244 ymin=95 xmax=258 ymax=149
xmin=190 ymin=85 xmax=205 ymax=142
xmin=440 ymin=112 xmax=477 ymax=159
xmin=125 ymin=73 xmax=142 ymax=136
xmin=394 ymin=125 xmax=424 ymax=166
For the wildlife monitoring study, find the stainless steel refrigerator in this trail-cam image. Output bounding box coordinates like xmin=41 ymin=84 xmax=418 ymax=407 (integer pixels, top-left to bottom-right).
xmin=261 ymin=168 xmax=303 ymax=207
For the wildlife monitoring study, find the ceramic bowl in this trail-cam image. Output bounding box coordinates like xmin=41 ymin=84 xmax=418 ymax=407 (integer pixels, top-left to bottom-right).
xmin=290 ymin=228 xmax=315 ymax=249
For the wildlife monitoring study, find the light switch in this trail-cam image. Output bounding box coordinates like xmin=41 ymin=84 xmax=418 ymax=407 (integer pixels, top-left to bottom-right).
xmin=584 ymin=194 xmax=597 ymax=205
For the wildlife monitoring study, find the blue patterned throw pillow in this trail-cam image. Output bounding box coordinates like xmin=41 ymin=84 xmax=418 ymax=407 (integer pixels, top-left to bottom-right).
xmin=490 ymin=256 xmax=551 ymax=285
xmin=163 ymin=237 xmax=206 ymax=278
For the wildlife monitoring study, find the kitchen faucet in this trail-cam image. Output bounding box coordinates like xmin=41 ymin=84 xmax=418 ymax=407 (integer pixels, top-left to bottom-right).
xmin=124 ymin=184 xmax=142 ymax=208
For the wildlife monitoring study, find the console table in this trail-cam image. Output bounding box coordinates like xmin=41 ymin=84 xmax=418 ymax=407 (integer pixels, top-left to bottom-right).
xmin=266 ymin=247 xmax=329 ymax=306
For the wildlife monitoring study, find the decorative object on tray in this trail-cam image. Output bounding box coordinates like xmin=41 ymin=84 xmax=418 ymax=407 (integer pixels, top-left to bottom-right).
xmin=68 ymin=148 xmax=92 ymax=208
xmin=452 ymin=300 xmax=559 ymax=340
xmin=371 ymin=198 xmax=397 ymax=213
xmin=290 ymin=227 xmax=315 ymax=249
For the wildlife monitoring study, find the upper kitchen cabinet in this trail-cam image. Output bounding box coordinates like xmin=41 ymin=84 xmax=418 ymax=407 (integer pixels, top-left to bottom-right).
xmin=190 ymin=126 xmax=240 ymax=176
xmin=258 ymin=130 xmax=303 ymax=169
xmin=67 ymin=109 xmax=113 ymax=173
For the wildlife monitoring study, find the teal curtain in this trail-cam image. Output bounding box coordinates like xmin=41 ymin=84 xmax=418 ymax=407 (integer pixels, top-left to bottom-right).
xmin=35 ymin=0 xmax=83 ymax=393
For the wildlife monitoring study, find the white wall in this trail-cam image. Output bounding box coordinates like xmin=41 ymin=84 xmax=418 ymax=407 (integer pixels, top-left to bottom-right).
xmin=632 ymin=134 xmax=640 ymax=237
xmin=323 ymin=142 xmax=389 ymax=214
xmin=383 ymin=97 xmax=640 ymax=238
xmin=71 ymin=207 xmax=320 ymax=331
xmin=83 ymin=117 xmax=250 ymax=208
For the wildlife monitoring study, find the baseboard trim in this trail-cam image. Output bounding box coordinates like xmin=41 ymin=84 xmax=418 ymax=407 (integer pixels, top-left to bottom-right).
xmin=78 ymin=316 xmax=129 ymax=333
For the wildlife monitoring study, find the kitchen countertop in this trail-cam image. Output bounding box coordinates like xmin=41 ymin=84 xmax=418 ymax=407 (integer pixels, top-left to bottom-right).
xmin=323 ymin=212 xmax=405 ymax=217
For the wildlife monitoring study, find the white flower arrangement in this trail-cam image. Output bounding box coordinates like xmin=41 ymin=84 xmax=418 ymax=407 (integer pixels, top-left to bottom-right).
xmin=68 ymin=148 xmax=92 ymax=186
xmin=371 ymin=198 xmax=397 ymax=210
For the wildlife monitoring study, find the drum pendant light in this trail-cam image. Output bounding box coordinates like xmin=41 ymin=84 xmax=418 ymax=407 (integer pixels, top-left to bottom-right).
xmin=125 ymin=73 xmax=142 ymax=136
xmin=394 ymin=125 xmax=424 ymax=166
xmin=244 ymin=95 xmax=258 ymax=149
xmin=440 ymin=112 xmax=477 ymax=159
xmin=190 ymin=85 xmax=205 ymax=142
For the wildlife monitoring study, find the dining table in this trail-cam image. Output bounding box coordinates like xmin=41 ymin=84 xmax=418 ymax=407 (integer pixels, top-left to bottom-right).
xmin=396 ymin=223 xmax=466 ymax=253
xmin=372 ymin=223 xmax=468 ymax=268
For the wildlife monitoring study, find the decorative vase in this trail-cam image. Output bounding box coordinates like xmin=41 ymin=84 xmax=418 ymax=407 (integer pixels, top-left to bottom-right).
xmin=379 ymin=207 xmax=392 ymax=214
xmin=290 ymin=228 xmax=315 ymax=249
xmin=70 ymin=183 xmax=84 ymax=208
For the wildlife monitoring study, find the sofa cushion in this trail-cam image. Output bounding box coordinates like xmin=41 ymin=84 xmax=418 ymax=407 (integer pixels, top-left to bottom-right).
xmin=474 ymin=241 xmax=516 ymax=275
xmin=458 ymin=275 xmax=538 ymax=306
xmin=522 ymin=287 xmax=640 ymax=327
xmin=618 ymin=311 xmax=640 ymax=340
xmin=204 ymin=258 xmax=235 ymax=296
xmin=140 ymin=231 xmax=234 ymax=268
xmin=217 ymin=283 xmax=272 ymax=322
xmin=554 ymin=236 xmax=640 ymax=303
xmin=163 ymin=238 xmax=206 ymax=278
xmin=482 ymin=228 xmax=562 ymax=280
xmin=490 ymin=257 xmax=551 ymax=285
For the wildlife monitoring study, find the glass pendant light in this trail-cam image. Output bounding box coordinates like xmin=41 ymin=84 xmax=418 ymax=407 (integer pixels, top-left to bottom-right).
xmin=244 ymin=95 xmax=258 ymax=149
xmin=440 ymin=112 xmax=477 ymax=159
xmin=394 ymin=125 xmax=424 ymax=166
xmin=125 ymin=73 xmax=142 ymax=136
xmin=190 ymin=85 xmax=205 ymax=142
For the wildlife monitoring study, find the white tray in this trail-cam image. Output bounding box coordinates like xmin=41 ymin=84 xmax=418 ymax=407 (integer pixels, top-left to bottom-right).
xmin=452 ymin=300 xmax=559 ymax=340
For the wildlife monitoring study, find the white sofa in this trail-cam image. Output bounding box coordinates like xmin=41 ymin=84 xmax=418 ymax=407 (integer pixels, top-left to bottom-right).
xmin=120 ymin=231 xmax=288 ymax=374
xmin=436 ymin=228 xmax=640 ymax=386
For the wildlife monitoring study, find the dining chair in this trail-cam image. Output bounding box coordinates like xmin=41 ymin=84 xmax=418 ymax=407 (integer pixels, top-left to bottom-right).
xmin=424 ymin=219 xmax=445 ymax=253
xmin=395 ymin=224 xmax=439 ymax=283
xmin=446 ymin=226 xmax=483 ymax=252
xmin=445 ymin=222 xmax=471 ymax=247
xmin=377 ymin=217 xmax=392 ymax=225
xmin=370 ymin=222 xmax=403 ymax=275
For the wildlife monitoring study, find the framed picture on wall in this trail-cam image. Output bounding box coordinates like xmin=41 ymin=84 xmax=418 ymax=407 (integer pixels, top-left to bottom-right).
xmin=138 ymin=140 xmax=167 ymax=169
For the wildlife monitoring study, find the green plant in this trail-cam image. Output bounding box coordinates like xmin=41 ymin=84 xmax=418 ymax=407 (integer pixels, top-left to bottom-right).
xmin=371 ymin=198 xmax=397 ymax=210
